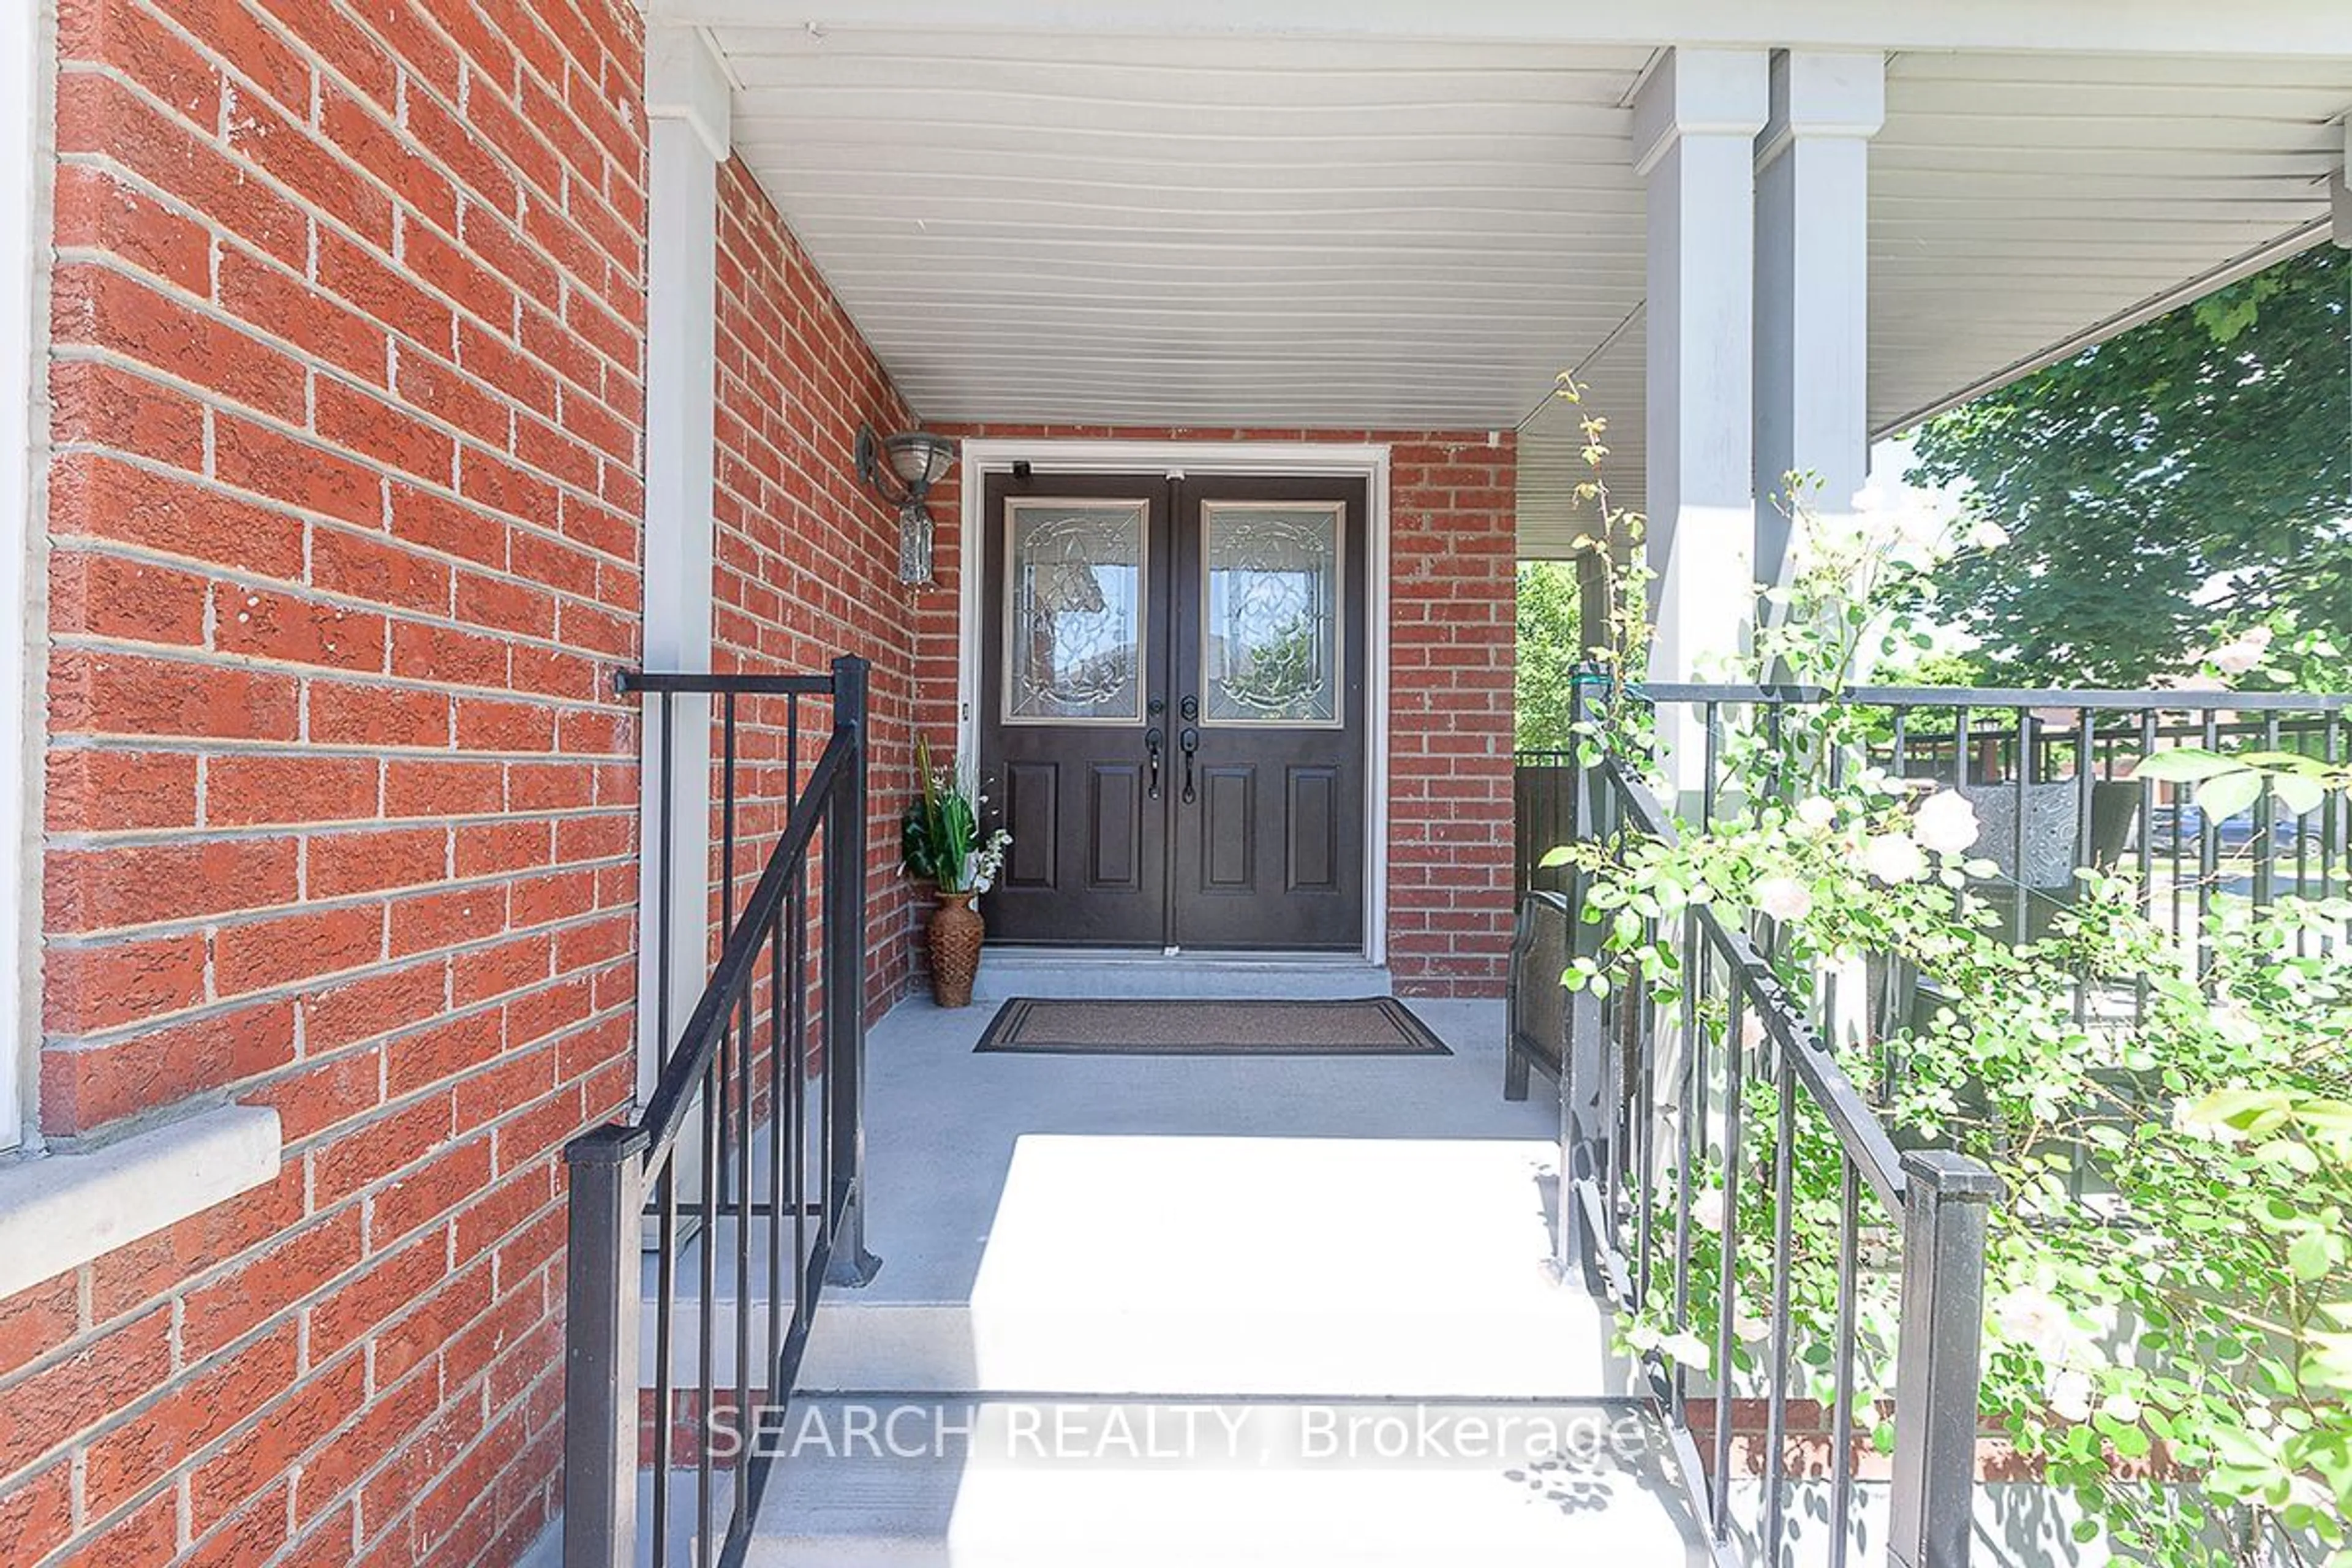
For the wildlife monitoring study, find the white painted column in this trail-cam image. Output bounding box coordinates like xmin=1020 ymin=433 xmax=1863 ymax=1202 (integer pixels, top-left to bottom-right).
xmin=1635 ymin=48 xmax=1767 ymax=795
xmin=1753 ymin=51 xmax=1884 ymax=609
xmin=635 ymin=27 xmax=729 ymax=1097
xmin=0 ymin=0 xmax=43 ymax=1150
xmin=1636 ymin=49 xmax=1768 ymax=695
xmin=2332 ymin=119 xmax=2350 ymax=247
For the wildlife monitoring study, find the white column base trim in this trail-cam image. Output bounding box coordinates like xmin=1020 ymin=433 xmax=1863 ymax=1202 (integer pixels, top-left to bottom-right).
xmin=0 ymin=1104 xmax=281 ymax=1299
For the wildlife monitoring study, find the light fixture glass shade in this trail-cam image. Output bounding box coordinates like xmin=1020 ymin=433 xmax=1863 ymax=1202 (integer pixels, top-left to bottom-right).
xmin=884 ymin=432 xmax=956 ymax=490
xmin=897 ymin=501 xmax=935 ymax=586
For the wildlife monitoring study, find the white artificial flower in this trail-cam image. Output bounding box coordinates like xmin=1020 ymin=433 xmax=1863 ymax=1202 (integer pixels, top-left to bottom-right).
xmin=1794 ymin=796 xmax=1837 ymax=830
xmin=1754 ymin=875 xmax=1814 ymax=923
xmin=1864 ymin=832 xmax=1926 ymax=884
xmin=2049 ymin=1370 xmax=2094 ymax=1424
xmin=2206 ymin=625 xmax=2275 ymax=676
xmin=1691 ymin=1188 xmax=1725 ymax=1234
xmin=1913 ymin=790 xmax=1981 ymax=856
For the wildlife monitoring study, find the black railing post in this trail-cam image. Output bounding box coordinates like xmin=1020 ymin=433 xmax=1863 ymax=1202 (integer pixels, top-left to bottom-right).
xmin=823 ymin=655 xmax=881 ymax=1287
xmin=564 ymin=1124 xmax=649 ymax=1568
xmin=1890 ymin=1150 xmax=2002 ymax=1568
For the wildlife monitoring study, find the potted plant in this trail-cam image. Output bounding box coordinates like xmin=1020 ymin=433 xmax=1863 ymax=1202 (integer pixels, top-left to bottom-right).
xmin=900 ymin=739 xmax=1011 ymax=1008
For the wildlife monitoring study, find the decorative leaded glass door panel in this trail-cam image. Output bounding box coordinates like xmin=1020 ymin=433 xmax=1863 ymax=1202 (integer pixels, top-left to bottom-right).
xmin=978 ymin=469 xmax=1366 ymax=952
xmin=979 ymin=473 xmax=1173 ymax=947
xmin=1170 ymin=475 xmax=1366 ymax=952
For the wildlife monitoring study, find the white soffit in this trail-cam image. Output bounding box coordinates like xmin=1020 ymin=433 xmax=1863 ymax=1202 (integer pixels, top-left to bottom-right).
xmin=701 ymin=24 xmax=2352 ymax=556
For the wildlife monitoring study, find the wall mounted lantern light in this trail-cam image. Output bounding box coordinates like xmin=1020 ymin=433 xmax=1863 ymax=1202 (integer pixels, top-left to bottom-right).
xmin=855 ymin=424 xmax=957 ymax=585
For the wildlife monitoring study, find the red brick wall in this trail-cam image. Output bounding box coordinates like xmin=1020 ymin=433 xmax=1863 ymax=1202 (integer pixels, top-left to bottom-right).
xmin=6 ymin=0 xmax=647 ymax=1562
xmin=709 ymin=158 xmax=922 ymax=1016
xmin=918 ymin=426 xmax=1517 ymax=997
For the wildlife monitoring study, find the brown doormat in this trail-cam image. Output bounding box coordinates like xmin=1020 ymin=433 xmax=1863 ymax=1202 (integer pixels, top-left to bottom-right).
xmin=974 ymin=997 xmax=1452 ymax=1057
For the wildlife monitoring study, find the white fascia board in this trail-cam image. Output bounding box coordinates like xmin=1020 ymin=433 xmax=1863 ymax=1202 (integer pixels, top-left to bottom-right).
xmin=654 ymin=0 xmax=2352 ymax=58
xmin=647 ymin=23 xmax=733 ymax=161
xmin=0 ymin=1105 xmax=282 ymax=1300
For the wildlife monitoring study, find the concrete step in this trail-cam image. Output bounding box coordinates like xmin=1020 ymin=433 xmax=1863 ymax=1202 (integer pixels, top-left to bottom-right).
xmin=800 ymin=1134 xmax=1630 ymax=1399
xmin=646 ymin=1137 xmax=1631 ymax=1400
xmin=969 ymin=949 xmax=1392 ymax=1002
xmin=745 ymin=1396 xmax=1711 ymax=1567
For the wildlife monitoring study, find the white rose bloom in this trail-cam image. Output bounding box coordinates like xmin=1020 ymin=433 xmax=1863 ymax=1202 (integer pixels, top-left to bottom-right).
xmin=1795 ymin=796 xmax=1836 ymax=829
xmin=2103 ymin=1392 xmax=2141 ymax=1425
xmin=1754 ymin=875 xmax=1814 ymax=923
xmin=1691 ymin=1188 xmax=1725 ymax=1234
xmin=1992 ymin=1287 xmax=2066 ymax=1344
xmin=1965 ymin=518 xmax=2010 ymax=551
xmin=2049 ymin=1370 xmax=2094 ymax=1425
xmin=2206 ymin=625 xmax=2274 ymax=676
xmin=1864 ymin=832 xmax=1926 ymax=884
xmin=1913 ymin=790 xmax=1981 ymax=856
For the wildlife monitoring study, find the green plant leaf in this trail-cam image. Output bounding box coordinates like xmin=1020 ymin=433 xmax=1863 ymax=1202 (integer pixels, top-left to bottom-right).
xmin=2272 ymin=772 xmax=2327 ymax=816
xmin=2130 ymin=748 xmax=2244 ymax=783
xmin=2193 ymin=768 xmax=2264 ymax=823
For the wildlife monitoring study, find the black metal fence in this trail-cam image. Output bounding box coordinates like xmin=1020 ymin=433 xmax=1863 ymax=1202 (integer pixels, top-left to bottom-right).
xmin=1514 ymin=680 xmax=2350 ymax=1568
xmin=1521 ymin=685 xmax=2352 ymax=978
xmin=564 ymin=657 xmax=877 ymax=1568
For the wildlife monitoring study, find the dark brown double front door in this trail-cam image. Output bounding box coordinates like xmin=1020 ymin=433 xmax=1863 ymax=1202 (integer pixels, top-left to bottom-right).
xmin=979 ymin=470 xmax=1368 ymax=951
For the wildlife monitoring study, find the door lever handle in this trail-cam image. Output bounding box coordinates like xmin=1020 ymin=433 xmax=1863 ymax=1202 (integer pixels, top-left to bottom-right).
xmin=1145 ymin=726 xmax=1164 ymax=800
xmin=1178 ymin=726 xmax=1199 ymax=805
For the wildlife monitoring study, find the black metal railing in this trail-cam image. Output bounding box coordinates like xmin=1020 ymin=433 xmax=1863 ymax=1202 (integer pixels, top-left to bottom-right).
xmin=1517 ymin=680 xmax=2351 ymax=1568
xmin=564 ymin=657 xmax=878 ymax=1568
xmin=1542 ymin=750 xmax=1997 ymax=1568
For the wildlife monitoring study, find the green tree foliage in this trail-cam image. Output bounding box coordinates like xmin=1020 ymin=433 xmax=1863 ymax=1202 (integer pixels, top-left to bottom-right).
xmin=1909 ymin=245 xmax=2351 ymax=687
xmin=1515 ymin=559 xmax=1582 ymax=749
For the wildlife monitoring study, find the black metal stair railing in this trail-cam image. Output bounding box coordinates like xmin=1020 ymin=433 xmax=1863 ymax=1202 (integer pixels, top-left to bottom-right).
xmin=1555 ymin=748 xmax=1999 ymax=1568
xmin=563 ymin=655 xmax=878 ymax=1568
xmin=1524 ymin=680 xmax=2350 ymax=1568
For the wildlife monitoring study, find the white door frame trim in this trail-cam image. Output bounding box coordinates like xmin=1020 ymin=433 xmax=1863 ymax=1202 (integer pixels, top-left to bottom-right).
xmin=954 ymin=439 xmax=1393 ymax=967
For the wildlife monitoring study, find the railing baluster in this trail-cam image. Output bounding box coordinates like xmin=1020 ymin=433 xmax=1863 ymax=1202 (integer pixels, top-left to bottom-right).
xmin=698 ymin=1053 xmax=718 ymax=1562
xmin=2198 ymin=709 xmax=2221 ymax=978
xmin=790 ymin=850 xmax=809 ymax=1331
xmin=2010 ymin=708 xmax=2030 ymax=944
xmin=2075 ymin=708 xmax=2095 ymax=1028
xmin=1829 ymin=1149 xmax=1860 ymax=1568
xmin=1670 ymin=910 xmax=1700 ymax=1419
xmin=766 ymin=902 xmax=786 ymax=1453
xmin=1762 ymin=1042 xmax=1797 ymax=1565
xmin=732 ymin=986 xmax=753 ymax=1535
xmin=1708 ymin=955 xmax=1746 ymax=1541
xmin=652 ymin=1157 xmax=676 ymax=1568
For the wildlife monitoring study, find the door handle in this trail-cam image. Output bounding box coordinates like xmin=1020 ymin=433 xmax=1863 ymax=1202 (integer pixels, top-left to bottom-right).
xmin=1145 ymin=726 xmax=1164 ymax=800
xmin=1179 ymin=726 xmax=1199 ymax=805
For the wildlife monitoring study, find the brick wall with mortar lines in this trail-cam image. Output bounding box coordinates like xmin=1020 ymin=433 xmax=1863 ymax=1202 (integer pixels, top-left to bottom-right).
xmin=710 ymin=157 xmax=923 ymax=1019
xmin=916 ymin=426 xmax=1517 ymax=998
xmin=2 ymin=0 xmax=648 ymax=1564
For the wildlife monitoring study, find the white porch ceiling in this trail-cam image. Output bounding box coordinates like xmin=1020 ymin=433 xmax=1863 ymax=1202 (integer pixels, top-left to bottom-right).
xmin=698 ymin=23 xmax=2352 ymax=556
